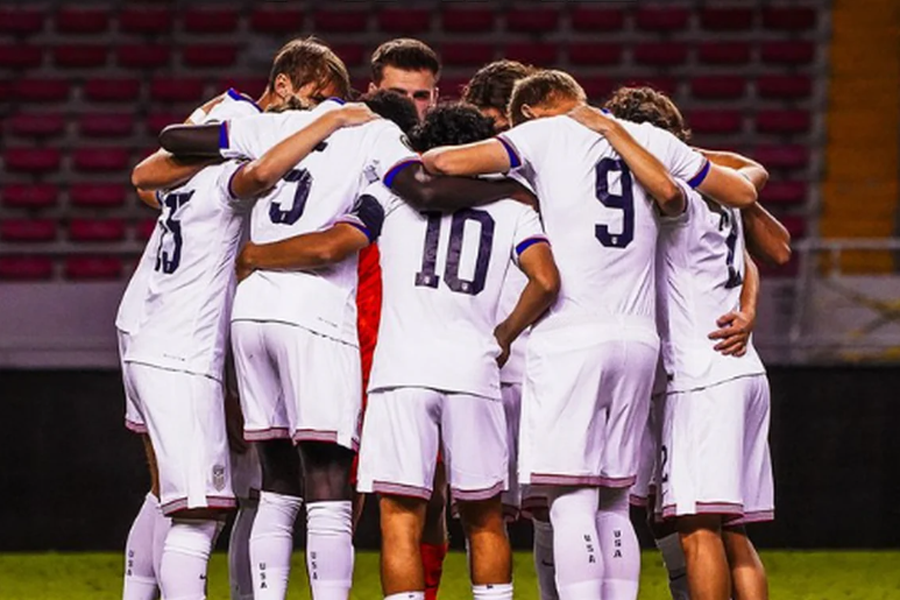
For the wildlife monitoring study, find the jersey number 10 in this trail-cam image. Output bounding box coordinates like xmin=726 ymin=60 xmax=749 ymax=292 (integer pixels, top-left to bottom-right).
xmin=415 ymin=209 xmax=495 ymax=296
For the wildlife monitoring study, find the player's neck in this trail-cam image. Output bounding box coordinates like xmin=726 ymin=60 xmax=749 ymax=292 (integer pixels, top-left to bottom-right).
xmin=256 ymin=90 xmax=278 ymax=111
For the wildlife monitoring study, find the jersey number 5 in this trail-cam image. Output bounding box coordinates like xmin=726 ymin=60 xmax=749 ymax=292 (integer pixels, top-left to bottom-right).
xmin=155 ymin=190 xmax=194 ymax=274
xmin=415 ymin=209 xmax=495 ymax=296
xmin=269 ymin=168 xmax=312 ymax=225
xmin=594 ymin=158 xmax=634 ymax=249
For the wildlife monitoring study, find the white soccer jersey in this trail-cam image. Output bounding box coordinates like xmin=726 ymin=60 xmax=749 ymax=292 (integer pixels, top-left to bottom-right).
xmin=657 ymin=182 xmax=766 ymax=393
xmin=498 ymin=115 xmax=710 ymax=331
xmin=497 ymin=266 xmax=528 ymax=384
xmin=221 ymin=101 xmax=419 ymax=345
xmin=365 ymin=183 xmax=548 ymax=400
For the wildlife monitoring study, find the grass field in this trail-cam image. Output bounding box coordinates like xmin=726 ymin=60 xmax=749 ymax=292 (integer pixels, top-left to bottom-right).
xmin=2 ymin=550 xmax=899 ymax=599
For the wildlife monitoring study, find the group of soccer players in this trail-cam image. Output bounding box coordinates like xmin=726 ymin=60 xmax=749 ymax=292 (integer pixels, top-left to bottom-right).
xmin=117 ymin=34 xmax=791 ymax=600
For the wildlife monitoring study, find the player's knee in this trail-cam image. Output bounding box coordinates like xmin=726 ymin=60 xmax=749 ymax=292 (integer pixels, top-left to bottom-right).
xmin=170 ymin=507 xmax=232 ymax=522
xmin=257 ymin=439 xmax=303 ymax=496
xmin=458 ymin=495 xmax=505 ymax=536
xmin=380 ymin=495 xmax=427 ymax=544
xmin=299 ymin=441 xmax=355 ymax=502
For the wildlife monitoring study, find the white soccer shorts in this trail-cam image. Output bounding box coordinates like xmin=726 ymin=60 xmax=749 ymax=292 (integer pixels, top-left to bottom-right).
xmin=631 ymin=392 xmax=664 ymax=507
xmin=501 ymin=382 xmax=522 ymax=517
xmin=122 ymin=361 xmax=235 ymax=515
xmin=657 ymin=374 xmax=774 ymax=524
xmin=231 ymin=321 xmax=362 ymax=450
xmin=518 ymin=321 xmax=659 ymax=490
xmin=357 ymin=387 xmax=508 ymax=502
xmin=118 ymin=330 xmax=146 ymax=434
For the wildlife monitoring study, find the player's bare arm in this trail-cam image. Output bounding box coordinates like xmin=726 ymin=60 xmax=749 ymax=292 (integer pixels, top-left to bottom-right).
xmin=420 ymin=139 xmax=512 ymax=177
xmin=742 ymin=203 xmax=792 ymax=266
xmin=388 ymin=163 xmax=536 ymax=211
xmin=709 ymin=249 xmax=759 ymax=357
xmin=569 ymin=105 xmax=686 ymax=216
xmin=236 ymin=224 xmax=370 ymax=282
xmin=131 ymin=150 xmax=220 ymax=193
xmin=494 ymin=241 xmax=560 ymax=366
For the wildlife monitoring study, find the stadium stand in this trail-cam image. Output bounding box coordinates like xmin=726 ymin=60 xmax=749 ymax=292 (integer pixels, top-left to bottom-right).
xmin=0 ymin=1 xmax=826 ymax=281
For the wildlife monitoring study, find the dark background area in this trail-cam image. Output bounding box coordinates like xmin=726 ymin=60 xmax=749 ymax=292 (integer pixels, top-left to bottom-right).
xmin=1 ymin=366 xmax=898 ymax=552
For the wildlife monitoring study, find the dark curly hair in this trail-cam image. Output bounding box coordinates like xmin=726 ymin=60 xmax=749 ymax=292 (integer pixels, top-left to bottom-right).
xmin=358 ymin=89 xmax=419 ymax=135
xmin=408 ymin=102 xmax=496 ymax=153
xmin=603 ymin=86 xmax=691 ymax=142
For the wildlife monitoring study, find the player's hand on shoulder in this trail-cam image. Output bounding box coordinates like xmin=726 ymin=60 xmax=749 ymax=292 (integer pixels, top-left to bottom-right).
xmin=708 ymin=309 xmax=756 ymax=357
xmin=568 ymin=104 xmax=616 ymax=136
xmin=236 ymin=242 xmax=258 ymax=283
xmin=335 ymin=103 xmax=380 ymax=128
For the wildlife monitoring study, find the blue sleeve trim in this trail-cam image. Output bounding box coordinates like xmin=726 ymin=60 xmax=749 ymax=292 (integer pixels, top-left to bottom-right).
xmin=515 ymin=236 xmax=550 ymax=256
xmin=325 ymin=97 xmax=346 ymax=106
xmin=219 ymin=122 xmax=229 ymax=150
xmin=227 ymin=162 xmax=247 ymax=199
xmin=687 ymin=158 xmax=711 ymax=188
xmin=339 ymin=219 xmax=373 ymax=242
xmin=226 ymin=88 xmax=262 ymax=112
xmin=383 ymin=159 xmax=421 ymax=188
xmin=496 ymin=135 xmax=522 ymax=169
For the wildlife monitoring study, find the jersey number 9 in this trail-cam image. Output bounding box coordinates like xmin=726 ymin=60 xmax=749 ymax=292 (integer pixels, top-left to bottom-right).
xmin=594 ymin=158 xmax=635 ymax=249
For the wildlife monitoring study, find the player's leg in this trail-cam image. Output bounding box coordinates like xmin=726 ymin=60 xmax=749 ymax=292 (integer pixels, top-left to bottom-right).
xmin=722 ymin=525 xmax=767 ymax=600
xmin=649 ymin=510 xmax=690 ymax=600
xmin=529 ymin=506 xmax=559 ymax=600
xmin=381 ymin=494 xmax=429 ymax=598
xmin=229 ymin=495 xmax=259 ymax=600
xmin=421 ymin=462 xmax=448 ymax=600
xmin=676 ymin=515 xmax=729 ymax=600
xmin=546 ymin=486 xmax=604 ymax=599
xmin=442 ymin=392 xmax=512 ymax=600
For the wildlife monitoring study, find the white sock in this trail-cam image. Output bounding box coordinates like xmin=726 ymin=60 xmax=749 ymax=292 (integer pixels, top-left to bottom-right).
xmin=229 ymin=496 xmax=259 ymax=600
xmin=473 ymin=583 xmax=514 ymax=599
xmin=532 ymin=518 xmax=559 ymax=600
xmin=152 ymin=498 xmax=172 ymax=581
xmin=548 ymin=487 xmax=604 ymax=600
xmin=123 ymin=492 xmax=160 ymax=600
xmin=306 ymin=501 xmax=354 ymax=600
xmin=159 ymin=518 xmax=220 ymax=600
xmin=385 ymin=593 xmax=425 ymax=600
xmin=250 ymin=491 xmax=303 ymax=600
xmin=597 ymin=488 xmax=641 ymax=600
xmin=655 ymin=532 xmax=690 ymax=600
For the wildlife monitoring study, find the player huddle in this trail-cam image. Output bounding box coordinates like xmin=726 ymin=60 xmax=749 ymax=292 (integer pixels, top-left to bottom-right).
xmin=117 ymin=36 xmax=791 ymax=600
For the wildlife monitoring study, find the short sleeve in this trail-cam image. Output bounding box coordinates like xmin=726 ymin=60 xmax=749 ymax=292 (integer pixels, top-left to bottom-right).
xmin=335 ymin=182 xmax=397 ymax=243
xmin=646 ymin=126 xmax=710 ymax=189
xmin=220 ymin=114 xmax=281 ymax=160
xmin=659 ymin=178 xmax=696 ymax=227
xmin=511 ymin=205 xmax=550 ymax=265
xmin=215 ymin=160 xmax=251 ymax=210
xmin=496 ymin=118 xmax=552 ymax=173
xmin=364 ymin=122 xmax=421 ymax=187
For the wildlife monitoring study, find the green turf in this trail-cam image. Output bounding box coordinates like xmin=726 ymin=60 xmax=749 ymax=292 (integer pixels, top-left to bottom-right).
xmin=0 ymin=551 xmax=898 ymax=599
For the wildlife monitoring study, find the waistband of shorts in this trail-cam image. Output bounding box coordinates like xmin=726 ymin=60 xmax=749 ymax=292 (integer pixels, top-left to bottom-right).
xmin=535 ymin=312 xmax=657 ymax=335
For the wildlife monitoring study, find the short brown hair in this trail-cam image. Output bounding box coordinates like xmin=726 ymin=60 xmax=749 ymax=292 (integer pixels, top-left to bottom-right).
xmin=508 ymin=70 xmax=586 ymax=127
xmin=604 ymin=86 xmax=691 ymax=141
xmin=370 ymin=38 xmax=441 ymax=84
xmin=267 ymin=37 xmax=351 ymax=100
xmin=462 ymin=60 xmax=536 ymax=114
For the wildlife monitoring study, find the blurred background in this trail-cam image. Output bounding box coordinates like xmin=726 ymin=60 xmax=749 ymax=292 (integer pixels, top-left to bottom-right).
xmin=0 ymin=0 xmax=897 ymax=556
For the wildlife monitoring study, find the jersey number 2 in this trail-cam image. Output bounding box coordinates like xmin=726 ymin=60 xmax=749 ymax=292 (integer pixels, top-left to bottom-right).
xmin=155 ymin=190 xmax=194 ymax=274
xmin=414 ymin=209 xmax=495 ymax=296
xmin=594 ymin=158 xmax=634 ymax=249
xmin=269 ymin=168 xmax=312 ymax=225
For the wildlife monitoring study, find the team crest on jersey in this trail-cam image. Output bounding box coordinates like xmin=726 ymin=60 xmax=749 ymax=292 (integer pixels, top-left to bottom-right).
xmin=212 ymin=465 xmax=226 ymax=491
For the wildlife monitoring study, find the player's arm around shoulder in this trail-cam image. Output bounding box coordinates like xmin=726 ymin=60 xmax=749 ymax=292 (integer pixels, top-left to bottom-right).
xmin=421 ymin=138 xmax=512 ymax=177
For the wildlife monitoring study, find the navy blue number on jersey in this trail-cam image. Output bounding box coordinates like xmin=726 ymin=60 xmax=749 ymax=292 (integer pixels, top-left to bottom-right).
xmin=594 ymin=158 xmax=635 ymax=249
xmin=155 ymin=190 xmax=194 ymax=274
xmin=720 ymin=210 xmax=744 ymax=289
xmin=269 ymin=168 xmax=312 ymax=225
xmin=415 ymin=209 xmax=495 ymax=296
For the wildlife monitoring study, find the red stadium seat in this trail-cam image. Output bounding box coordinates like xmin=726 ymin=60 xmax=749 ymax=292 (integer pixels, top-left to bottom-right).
xmin=332 ymin=43 xmax=366 ymax=68
xmin=313 ymin=10 xmax=369 ymax=33
xmin=752 ymin=145 xmax=810 ymax=170
xmin=117 ymin=45 xmax=171 ymax=69
xmin=697 ymin=42 xmax=752 ymax=66
xmin=14 ymin=77 xmax=70 ymax=103
xmin=691 ymin=77 xmax=747 ymax=100
xmin=182 ymin=44 xmax=238 ymax=68
xmin=249 ymin=7 xmax=304 ymax=33
xmin=439 ymin=77 xmax=470 ymax=99
xmin=119 ymin=7 xmax=173 ymax=34
xmin=635 ymin=7 xmax=690 ymax=33
xmin=150 ymin=77 xmax=206 ymax=103
xmin=762 ymin=7 xmax=817 ymax=31
xmin=568 ymin=43 xmax=623 ymax=66
xmin=2 ymin=184 xmax=59 ymax=209
xmin=0 ymin=257 xmax=54 ymax=281
xmin=0 ymin=8 xmax=45 ymax=35
xmin=78 ymin=114 xmax=134 ymax=138
xmin=56 ymin=8 xmax=110 ymax=34
xmin=699 ymin=8 xmax=754 ymax=32
xmin=441 ymin=8 xmax=495 ymax=33
xmin=136 ymin=219 xmax=158 ymax=241
xmin=779 ymin=215 xmax=807 ymax=239
xmin=441 ymin=43 xmax=495 ymax=66
xmin=580 ymin=77 xmax=617 ymax=102
xmin=377 ymin=8 xmax=431 ymax=34
xmin=504 ymin=43 xmax=558 ymax=67
xmin=756 ymin=111 xmax=812 ymax=135
xmin=570 ymin=6 xmax=625 ymax=32
xmin=146 ymin=113 xmax=183 ymax=136
xmin=4 ymin=148 xmax=61 ymax=173
xmin=506 ymin=8 xmax=559 ymax=33
xmin=72 ymin=148 xmax=130 ymax=173
xmin=183 ymin=7 xmax=239 ymax=34
xmin=634 ymin=42 xmax=689 ymax=67
xmin=84 ymin=78 xmax=141 ymax=103
xmin=218 ymin=78 xmax=267 ymax=99
xmin=760 ymin=41 xmax=815 ymax=65
xmin=757 ymin=253 xmax=800 ymax=277
xmin=53 ymin=44 xmax=107 ymax=69
xmin=69 ymin=184 xmax=128 ymax=207
xmin=0 ymin=219 xmax=57 ymax=242
xmin=620 ymin=77 xmax=678 ymax=96
xmin=0 ymin=44 xmax=42 ymax=69
xmin=760 ymin=181 xmax=808 ymax=206
xmin=757 ymin=76 xmax=813 ymax=101
xmin=69 ymin=219 xmax=126 ymax=242
xmin=687 ymin=110 xmax=743 ymax=135
xmin=8 ymin=112 xmax=66 ymax=138
xmin=65 ymin=256 xmax=123 ymax=280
